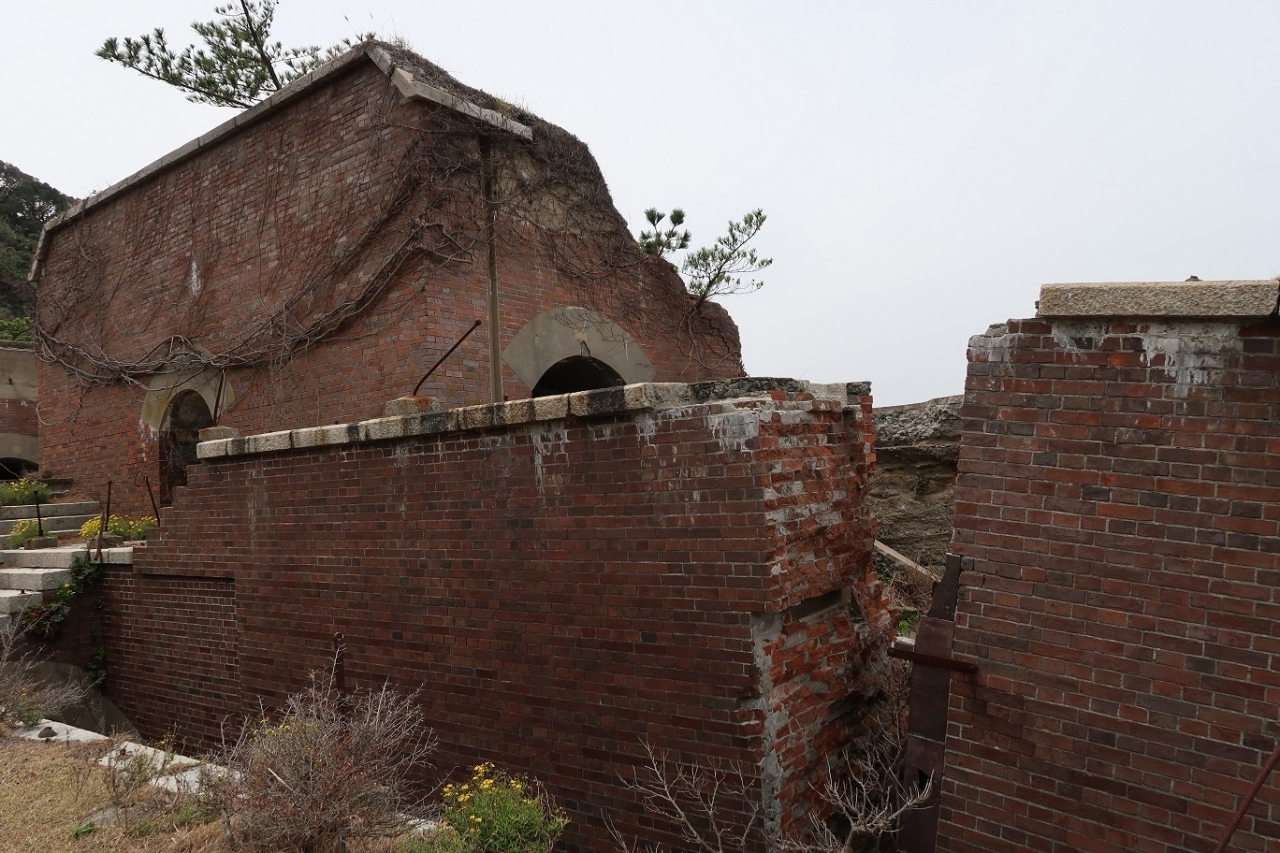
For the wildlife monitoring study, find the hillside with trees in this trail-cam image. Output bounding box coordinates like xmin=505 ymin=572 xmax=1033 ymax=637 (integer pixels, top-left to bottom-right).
xmin=0 ymin=161 xmax=72 ymax=338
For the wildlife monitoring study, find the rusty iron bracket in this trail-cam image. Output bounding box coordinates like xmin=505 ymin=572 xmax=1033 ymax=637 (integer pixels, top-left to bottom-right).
xmin=413 ymin=319 xmax=482 ymax=396
xmin=890 ymin=645 xmax=978 ymax=673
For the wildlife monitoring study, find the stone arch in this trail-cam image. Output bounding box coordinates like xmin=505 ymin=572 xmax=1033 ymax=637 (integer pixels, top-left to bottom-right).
xmin=502 ymin=307 xmax=655 ymax=395
xmin=0 ymin=432 xmax=38 ymax=480
xmin=139 ymin=364 xmax=234 ymax=432
xmin=158 ymin=389 xmax=215 ymax=506
xmin=530 ymin=355 xmax=626 ymax=397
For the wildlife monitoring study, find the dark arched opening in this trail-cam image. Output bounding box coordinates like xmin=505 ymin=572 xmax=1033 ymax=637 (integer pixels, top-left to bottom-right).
xmin=159 ymin=390 xmax=214 ymax=506
xmin=531 ymin=355 xmax=626 ymax=397
xmin=0 ymin=457 xmax=36 ymax=481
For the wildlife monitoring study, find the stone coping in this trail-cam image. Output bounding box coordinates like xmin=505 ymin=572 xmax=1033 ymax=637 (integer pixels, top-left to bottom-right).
xmin=1038 ymin=280 xmax=1280 ymax=318
xmin=197 ymin=378 xmax=872 ymax=461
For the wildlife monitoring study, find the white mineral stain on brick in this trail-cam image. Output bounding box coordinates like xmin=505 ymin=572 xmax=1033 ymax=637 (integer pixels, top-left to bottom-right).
xmin=1051 ymin=320 xmax=1240 ymax=397
xmin=1135 ymin=323 xmax=1240 ymax=397
xmin=707 ymin=409 xmax=759 ymax=454
xmin=532 ymin=427 xmax=568 ymax=490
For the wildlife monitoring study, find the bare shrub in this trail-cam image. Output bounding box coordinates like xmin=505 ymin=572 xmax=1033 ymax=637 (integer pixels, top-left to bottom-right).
xmin=612 ymin=663 xmax=929 ymax=853
xmin=210 ymin=669 xmax=436 ymax=853
xmin=609 ymin=743 xmax=759 ymax=853
xmin=0 ymin=610 xmax=87 ymax=726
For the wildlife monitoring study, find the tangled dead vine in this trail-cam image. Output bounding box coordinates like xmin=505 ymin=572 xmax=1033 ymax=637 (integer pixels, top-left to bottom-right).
xmin=33 ymin=43 xmax=740 ymax=398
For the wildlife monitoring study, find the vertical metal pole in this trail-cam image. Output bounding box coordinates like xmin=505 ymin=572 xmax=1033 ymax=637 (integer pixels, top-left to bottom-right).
xmin=480 ymin=137 xmax=502 ymax=403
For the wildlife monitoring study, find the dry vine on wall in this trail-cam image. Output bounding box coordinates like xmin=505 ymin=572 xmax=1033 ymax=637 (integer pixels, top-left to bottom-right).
xmin=34 ymin=51 xmax=741 ymax=423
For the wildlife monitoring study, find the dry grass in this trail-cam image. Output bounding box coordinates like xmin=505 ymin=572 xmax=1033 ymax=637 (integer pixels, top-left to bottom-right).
xmin=0 ymin=733 xmax=423 ymax=853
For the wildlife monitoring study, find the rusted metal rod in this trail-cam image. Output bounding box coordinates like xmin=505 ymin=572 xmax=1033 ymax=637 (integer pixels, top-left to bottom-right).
xmin=143 ymin=476 xmax=161 ymax=527
xmin=413 ymin=319 xmax=482 ymax=396
xmin=1212 ymin=741 xmax=1280 ymax=853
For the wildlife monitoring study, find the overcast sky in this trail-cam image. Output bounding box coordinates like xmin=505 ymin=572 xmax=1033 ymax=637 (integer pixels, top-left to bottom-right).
xmin=5 ymin=2 xmax=1279 ymax=405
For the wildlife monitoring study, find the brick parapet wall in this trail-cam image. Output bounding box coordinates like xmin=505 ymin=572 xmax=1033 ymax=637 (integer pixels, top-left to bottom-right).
xmin=939 ymin=316 xmax=1280 ymax=852
xmin=114 ymin=378 xmax=882 ymax=851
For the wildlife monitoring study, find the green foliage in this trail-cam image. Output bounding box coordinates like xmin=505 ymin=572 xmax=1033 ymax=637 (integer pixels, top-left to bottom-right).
xmin=636 ymin=207 xmax=772 ymax=309
xmin=97 ymin=0 xmax=372 ymax=109
xmin=7 ymin=518 xmax=42 ymax=549
xmin=70 ymin=820 xmax=97 ymax=839
xmin=79 ymin=513 xmax=158 ymax=542
xmin=18 ymin=557 xmax=104 ymax=639
xmin=637 ymin=208 xmax=690 ymax=258
xmin=0 ymin=477 xmax=52 ymax=506
xmin=431 ymin=762 xmax=568 ymax=853
xmin=681 ymin=209 xmax=772 ymax=306
xmin=85 ymin=645 xmax=108 ymax=686
xmin=0 ymin=315 xmax=32 ymax=341
xmin=0 ymin=161 xmax=71 ymax=322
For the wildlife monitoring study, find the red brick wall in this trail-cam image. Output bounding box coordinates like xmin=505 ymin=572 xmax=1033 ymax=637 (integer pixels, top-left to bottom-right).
xmin=0 ymin=399 xmax=37 ymax=443
xmin=940 ymin=318 xmax=1280 ymax=852
xmin=112 ymin=380 xmax=881 ymax=851
xmin=34 ymin=57 xmax=741 ymax=514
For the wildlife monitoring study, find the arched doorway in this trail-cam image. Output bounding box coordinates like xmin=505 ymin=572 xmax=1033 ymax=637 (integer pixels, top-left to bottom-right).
xmin=159 ymin=390 xmax=214 ymax=506
xmin=530 ymin=355 xmax=626 ymax=397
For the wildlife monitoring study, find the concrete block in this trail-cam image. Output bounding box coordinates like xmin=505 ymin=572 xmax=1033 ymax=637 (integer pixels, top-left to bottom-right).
xmin=498 ymin=397 xmax=538 ymax=427
xmin=0 ymin=568 xmax=72 ymax=590
xmin=402 ymin=410 xmax=457 ymax=437
xmin=317 ymin=423 xmax=361 ymax=447
xmin=0 ymin=547 xmax=81 ymax=568
xmin=456 ymin=404 xmax=501 ymax=431
xmin=361 ymin=417 xmax=407 ymax=442
xmin=246 ymin=430 xmax=292 ymax=454
xmin=531 ymin=394 xmax=570 ymax=422
xmin=568 ymin=386 xmax=628 ymax=417
xmin=197 ymin=439 xmax=231 ymax=459
xmin=15 ymin=720 xmax=108 ymax=744
xmin=384 ymin=396 xmax=439 ymax=417
xmin=0 ymin=501 xmax=99 ymax=521
xmin=290 ymin=427 xmax=325 ymax=449
xmin=198 ymin=426 xmax=240 ymax=441
xmin=633 ymin=382 xmax=692 ymax=409
xmin=0 ymin=589 xmax=40 ymax=613
xmin=91 ymin=547 xmax=135 ymax=566
xmin=1038 ymin=280 xmax=1280 ymax=318
xmin=690 ymin=377 xmax=808 ymax=402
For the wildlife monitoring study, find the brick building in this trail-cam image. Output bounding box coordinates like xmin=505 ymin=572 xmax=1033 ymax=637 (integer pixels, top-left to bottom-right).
xmin=925 ymin=280 xmax=1280 ymax=852
xmin=30 ymin=42 xmax=742 ymax=512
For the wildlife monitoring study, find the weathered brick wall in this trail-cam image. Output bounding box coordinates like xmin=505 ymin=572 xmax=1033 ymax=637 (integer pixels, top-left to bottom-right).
xmin=111 ymin=379 xmax=882 ymax=852
xmin=34 ymin=52 xmax=741 ymax=514
xmin=940 ymin=316 xmax=1280 ymax=852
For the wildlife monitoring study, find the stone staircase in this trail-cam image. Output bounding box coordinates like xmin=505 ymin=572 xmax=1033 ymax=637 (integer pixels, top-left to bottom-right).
xmin=0 ymin=544 xmax=132 ymax=628
xmin=0 ymin=500 xmax=101 ymax=538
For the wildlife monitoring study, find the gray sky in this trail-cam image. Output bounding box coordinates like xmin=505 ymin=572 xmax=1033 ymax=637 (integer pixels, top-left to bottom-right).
xmin=5 ymin=2 xmax=1279 ymax=405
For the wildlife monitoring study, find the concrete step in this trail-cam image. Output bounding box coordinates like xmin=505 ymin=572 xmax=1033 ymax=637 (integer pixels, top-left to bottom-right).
xmin=0 ymin=501 xmax=100 ymax=521
xmin=0 ymin=514 xmax=99 ymax=537
xmin=0 ymin=546 xmax=135 ymax=569
xmin=0 ymin=589 xmax=40 ymax=614
xmin=0 ymin=567 xmax=72 ymax=591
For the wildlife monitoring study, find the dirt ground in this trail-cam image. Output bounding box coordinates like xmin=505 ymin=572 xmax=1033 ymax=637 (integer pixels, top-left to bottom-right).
xmin=0 ymin=733 xmax=419 ymax=853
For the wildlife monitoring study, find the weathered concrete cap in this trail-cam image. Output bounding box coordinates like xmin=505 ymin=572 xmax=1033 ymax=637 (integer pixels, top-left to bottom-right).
xmin=198 ymin=426 xmax=240 ymax=441
xmin=1038 ymin=280 xmax=1279 ymax=318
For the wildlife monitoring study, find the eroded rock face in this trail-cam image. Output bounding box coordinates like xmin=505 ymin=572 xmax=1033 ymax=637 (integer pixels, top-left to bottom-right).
xmin=869 ymin=395 xmax=962 ymax=571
